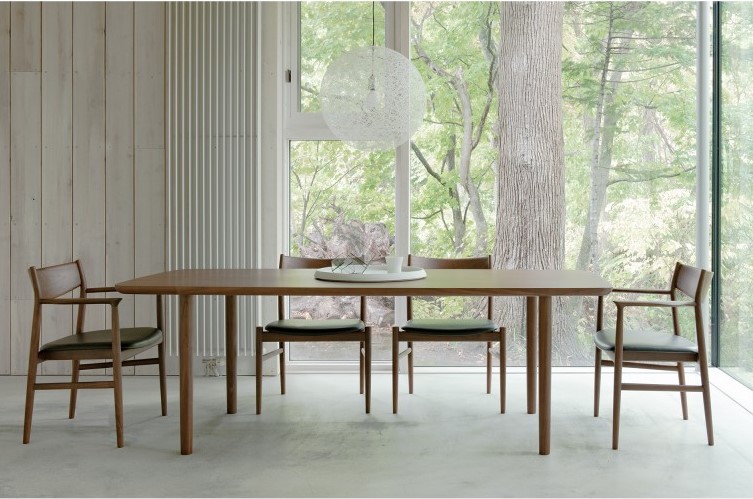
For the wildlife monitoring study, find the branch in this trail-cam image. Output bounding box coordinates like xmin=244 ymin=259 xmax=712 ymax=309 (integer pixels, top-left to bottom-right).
xmin=608 ymin=166 xmax=694 ymax=186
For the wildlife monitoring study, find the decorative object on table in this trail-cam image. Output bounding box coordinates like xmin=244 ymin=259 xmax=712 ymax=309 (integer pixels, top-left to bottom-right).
xmin=331 ymin=254 xmax=372 ymax=274
xmin=385 ymin=255 xmax=403 ymax=273
xmin=315 ymin=263 xmax=426 ymax=283
xmin=320 ymin=2 xmax=426 ymax=151
xmin=593 ymin=262 xmax=714 ymax=449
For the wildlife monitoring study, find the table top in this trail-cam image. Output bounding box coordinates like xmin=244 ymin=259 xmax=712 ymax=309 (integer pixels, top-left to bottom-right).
xmin=115 ymin=268 xmax=612 ymax=297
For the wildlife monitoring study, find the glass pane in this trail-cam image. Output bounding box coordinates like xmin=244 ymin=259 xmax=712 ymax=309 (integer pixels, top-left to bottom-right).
xmin=288 ymin=141 xmax=395 ymax=361
xmin=720 ymin=3 xmax=753 ymax=388
xmin=409 ymin=2 xmax=499 ymax=366
xmin=562 ymin=2 xmax=698 ymax=365
xmin=299 ymin=2 xmax=385 ymax=113
xmin=408 ymin=2 xmax=698 ymax=366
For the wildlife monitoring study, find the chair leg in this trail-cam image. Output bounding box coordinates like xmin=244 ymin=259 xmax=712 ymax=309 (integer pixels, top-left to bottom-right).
xmin=699 ymin=359 xmax=714 ymax=446
xmin=359 ymin=341 xmax=365 ymax=395
xmin=676 ymin=361 xmax=688 ymax=420
xmin=279 ymin=342 xmax=286 ymax=395
xmin=594 ymin=348 xmax=602 ymax=417
xmin=23 ymin=359 xmax=38 ymax=444
xmin=158 ymin=341 xmax=167 ymax=416
xmin=69 ymin=360 xmax=80 ymax=419
xmin=112 ymin=358 xmax=125 ymax=448
xmin=499 ymin=330 xmax=506 ymax=414
xmin=407 ymin=341 xmax=414 ymax=395
xmin=364 ymin=329 xmax=372 ymax=414
xmin=392 ymin=327 xmax=399 ymax=414
xmin=612 ymin=353 xmax=623 ymax=450
xmin=255 ymin=327 xmax=263 ymax=415
xmin=486 ymin=341 xmax=492 ymax=395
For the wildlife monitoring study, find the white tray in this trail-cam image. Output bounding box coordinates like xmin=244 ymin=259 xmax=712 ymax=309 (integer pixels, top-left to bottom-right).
xmin=314 ymin=264 xmax=427 ymax=282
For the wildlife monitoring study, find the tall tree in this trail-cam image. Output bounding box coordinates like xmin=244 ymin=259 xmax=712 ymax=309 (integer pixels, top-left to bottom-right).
xmin=493 ymin=2 xmax=567 ymax=354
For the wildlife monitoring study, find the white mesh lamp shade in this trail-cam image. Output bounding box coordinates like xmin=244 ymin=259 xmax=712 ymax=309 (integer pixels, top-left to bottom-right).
xmin=320 ymin=45 xmax=427 ymax=151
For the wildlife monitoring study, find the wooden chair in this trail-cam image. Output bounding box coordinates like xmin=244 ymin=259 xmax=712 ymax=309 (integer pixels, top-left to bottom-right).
xmin=391 ymin=255 xmax=506 ymax=414
xmin=24 ymin=260 xmax=167 ymax=448
xmin=255 ymin=255 xmax=372 ymax=414
xmin=593 ymin=262 xmax=714 ymax=449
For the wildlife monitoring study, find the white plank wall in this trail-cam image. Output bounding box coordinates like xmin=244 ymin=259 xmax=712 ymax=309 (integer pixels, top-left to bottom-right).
xmin=9 ymin=2 xmax=42 ymax=379
xmin=40 ymin=3 xmax=73 ymax=375
xmin=0 ymin=3 xmax=11 ymax=375
xmin=166 ymin=2 xmax=256 ymax=361
xmin=1 ymin=2 xmax=167 ymax=375
xmin=134 ymin=2 xmax=169 ymax=375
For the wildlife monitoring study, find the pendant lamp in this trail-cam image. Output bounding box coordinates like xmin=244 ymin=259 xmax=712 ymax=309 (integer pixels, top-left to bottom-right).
xmin=320 ymin=3 xmax=426 ymax=151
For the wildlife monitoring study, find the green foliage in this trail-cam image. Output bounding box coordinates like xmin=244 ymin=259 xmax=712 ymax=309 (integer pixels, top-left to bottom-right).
xmin=290 ymin=1 xmax=731 ymax=368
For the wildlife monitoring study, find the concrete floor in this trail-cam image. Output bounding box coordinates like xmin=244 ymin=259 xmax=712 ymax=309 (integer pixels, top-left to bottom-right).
xmin=1 ymin=370 xmax=752 ymax=497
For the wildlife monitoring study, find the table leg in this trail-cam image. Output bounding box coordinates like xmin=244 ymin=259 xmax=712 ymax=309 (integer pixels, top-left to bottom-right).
xmin=226 ymin=296 xmax=237 ymax=414
xmin=538 ymin=295 xmax=552 ymax=455
xmin=179 ymin=295 xmax=194 ymax=455
xmin=526 ymin=296 xmax=538 ymax=415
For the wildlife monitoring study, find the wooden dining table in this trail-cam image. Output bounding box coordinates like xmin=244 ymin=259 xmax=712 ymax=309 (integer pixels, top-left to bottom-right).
xmin=115 ymin=268 xmax=611 ymax=456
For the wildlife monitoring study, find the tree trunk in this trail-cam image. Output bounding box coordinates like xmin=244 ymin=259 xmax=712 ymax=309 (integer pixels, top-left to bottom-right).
xmin=493 ymin=2 xmax=568 ymax=360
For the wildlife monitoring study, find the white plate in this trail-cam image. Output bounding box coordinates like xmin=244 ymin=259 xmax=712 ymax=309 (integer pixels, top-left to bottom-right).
xmin=314 ymin=264 xmax=427 ymax=282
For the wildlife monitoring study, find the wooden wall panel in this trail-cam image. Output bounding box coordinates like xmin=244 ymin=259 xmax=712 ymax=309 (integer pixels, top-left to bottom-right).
xmin=9 ymin=3 xmax=41 ymax=375
xmin=9 ymin=2 xmax=40 ymax=72
xmin=40 ymin=2 xmax=73 ymax=375
xmin=135 ymin=2 xmax=168 ymax=374
xmin=72 ymin=2 xmax=106 ymax=339
xmin=2 ymin=2 xmax=167 ymax=376
xmin=0 ymin=3 xmax=11 ymax=375
xmin=105 ymin=2 xmax=135 ymax=374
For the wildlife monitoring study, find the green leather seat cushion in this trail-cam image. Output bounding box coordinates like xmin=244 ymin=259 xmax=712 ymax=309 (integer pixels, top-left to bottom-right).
xmin=401 ymin=318 xmax=499 ymax=335
xmin=594 ymin=328 xmax=698 ymax=354
xmin=265 ymin=319 xmax=365 ymax=335
xmin=40 ymin=327 xmax=163 ymax=352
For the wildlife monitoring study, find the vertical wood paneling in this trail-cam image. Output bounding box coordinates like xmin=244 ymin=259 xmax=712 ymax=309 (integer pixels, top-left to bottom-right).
xmin=9 ymin=3 xmax=41 ymax=375
xmin=9 ymin=2 xmax=40 ymax=72
xmin=0 ymin=2 xmax=11 ymax=375
xmin=72 ymin=2 xmax=106 ymax=337
xmin=3 ymin=1 xmax=167 ymax=376
xmin=167 ymin=2 xmax=256 ymax=359
xmin=105 ymin=2 xmax=135 ymax=374
xmin=40 ymin=2 xmax=73 ymax=375
xmin=134 ymin=2 xmax=167 ymax=374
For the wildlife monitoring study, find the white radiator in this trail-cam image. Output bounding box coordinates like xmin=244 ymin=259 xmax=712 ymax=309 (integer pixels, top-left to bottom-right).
xmin=166 ymin=2 xmax=257 ymax=357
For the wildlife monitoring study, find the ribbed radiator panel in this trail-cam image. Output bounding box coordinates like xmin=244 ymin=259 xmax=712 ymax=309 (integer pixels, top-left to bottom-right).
xmin=166 ymin=2 xmax=256 ymax=357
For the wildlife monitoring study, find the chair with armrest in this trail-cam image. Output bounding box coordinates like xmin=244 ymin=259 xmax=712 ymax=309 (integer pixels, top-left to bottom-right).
xmin=391 ymin=255 xmax=506 ymax=414
xmin=255 ymin=255 xmax=372 ymax=414
xmin=594 ymin=262 xmax=713 ymax=449
xmin=24 ymin=260 xmax=167 ymax=448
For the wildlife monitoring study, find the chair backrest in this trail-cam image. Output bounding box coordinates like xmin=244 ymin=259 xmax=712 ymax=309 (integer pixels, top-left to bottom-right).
xmin=670 ymin=262 xmax=713 ymax=302
xmin=28 ymin=260 xmax=89 ymax=349
xmin=407 ymin=255 xmax=493 ymax=320
xmin=29 ymin=260 xmax=85 ymax=301
xmin=278 ymin=254 xmax=366 ymax=321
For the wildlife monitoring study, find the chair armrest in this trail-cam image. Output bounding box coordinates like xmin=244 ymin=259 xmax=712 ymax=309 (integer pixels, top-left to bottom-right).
xmin=86 ymin=286 xmax=117 ymax=294
xmin=613 ymin=299 xmax=694 ymax=309
xmin=40 ymin=297 xmax=122 ymax=306
xmin=612 ymin=287 xmax=672 ymax=295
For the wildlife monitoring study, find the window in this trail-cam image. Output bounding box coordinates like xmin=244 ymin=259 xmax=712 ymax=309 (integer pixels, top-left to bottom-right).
xmin=283 ymin=2 xmax=700 ymax=368
xmin=719 ymin=2 xmax=753 ymax=388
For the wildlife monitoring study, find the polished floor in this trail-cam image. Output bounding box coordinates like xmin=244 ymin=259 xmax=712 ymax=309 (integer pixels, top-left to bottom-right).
xmin=1 ymin=370 xmax=752 ymax=497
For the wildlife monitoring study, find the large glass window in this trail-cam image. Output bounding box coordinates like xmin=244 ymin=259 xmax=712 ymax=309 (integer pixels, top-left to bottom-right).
xmin=561 ymin=2 xmax=698 ymax=365
xmin=719 ymin=2 xmax=753 ymax=388
xmin=286 ymin=2 xmax=699 ymax=368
